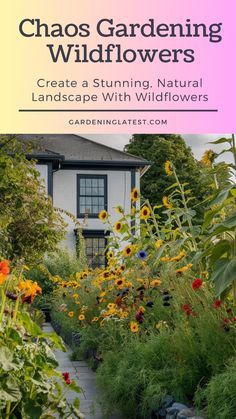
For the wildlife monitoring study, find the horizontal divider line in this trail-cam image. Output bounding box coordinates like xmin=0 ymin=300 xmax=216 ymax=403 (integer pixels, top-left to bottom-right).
xmin=18 ymin=109 xmax=218 ymax=113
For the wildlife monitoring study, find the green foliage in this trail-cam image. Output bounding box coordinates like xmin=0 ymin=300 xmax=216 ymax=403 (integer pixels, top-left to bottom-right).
xmin=45 ymin=249 xmax=86 ymax=279
xmin=195 ymin=361 xmax=236 ymax=419
xmin=0 ymin=136 xmax=66 ymax=265
xmin=125 ymin=134 xmax=211 ymax=220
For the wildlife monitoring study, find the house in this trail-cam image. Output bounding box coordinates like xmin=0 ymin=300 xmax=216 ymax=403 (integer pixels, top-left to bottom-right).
xmin=18 ymin=135 xmax=150 ymax=268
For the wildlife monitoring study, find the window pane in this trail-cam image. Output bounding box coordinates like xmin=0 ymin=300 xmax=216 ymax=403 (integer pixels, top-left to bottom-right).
xmin=98 ymin=179 xmax=104 ymax=187
xmin=80 ymin=179 xmax=86 ymax=187
xmin=78 ymin=176 xmax=106 ymax=216
xmin=92 ymin=187 xmax=99 ymax=196
xmin=86 ymin=179 xmax=92 ymax=187
xmin=80 ymin=197 xmax=85 ymax=205
xmin=92 ymin=178 xmax=98 ymax=187
xmin=80 ymin=187 xmax=86 ymax=195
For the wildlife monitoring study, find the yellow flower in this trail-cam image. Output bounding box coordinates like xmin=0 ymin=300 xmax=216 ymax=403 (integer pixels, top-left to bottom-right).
xmin=162 ymin=196 xmax=173 ymax=209
xmin=140 ymin=206 xmax=151 ymax=220
xmin=122 ymin=244 xmax=136 ymax=257
xmin=201 ymin=149 xmax=216 ymax=167
xmin=68 ymin=311 xmax=74 ymax=318
xmin=138 ymin=306 xmax=145 ymax=314
xmin=107 ymin=303 xmax=116 ymax=310
xmin=150 ymin=279 xmax=161 ymax=287
xmin=92 ymin=316 xmax=99 ymax=322
xmin=170 ymin=250 xmax=186 ymax=262
xmin=130 ymin=321 xmax=139 ymax=333
xmin=18 ymin=280 xmax=42 ymax=303
xmin=131 ymin=206 xmax=136 ymax=215
xmin=161 ymin=256 xmax=171 ymax=262
xmin=164 ymin=160 xmax=173 ymax=176
xmin=72 ymin=294 xmax=79 ymax=299
xmin=107 ymin=251 xmax=114 ymax=259
xmin=176 ymin=263 xmax=193 ymax=274
xmin=99 ymin=210 xmax=108 ymax=222
xmin=131 ymin=187 xmax=140 ymax=202
xmin=115 ymin=277 xmax=125 ymax=288
xmin=114 ymin=221 xmax=122 ymax=233
xmin=115 ymin=205 xmax=124 ymax=214
xmin=78 ymin=314 xmax=85 ymax=321
xmin=155 ymin=239 xmax=163 ymax=249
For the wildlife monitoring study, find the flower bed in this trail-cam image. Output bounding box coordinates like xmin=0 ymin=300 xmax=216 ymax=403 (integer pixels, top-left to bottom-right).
xmin=0 ymin=260 xmax=84 ymax=418
xmin=49 ymin=159 xmax=236 ymax=418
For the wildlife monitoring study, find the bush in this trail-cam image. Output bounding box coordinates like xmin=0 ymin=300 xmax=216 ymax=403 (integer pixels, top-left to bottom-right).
xmin=195 ymin=361 xmax=236 ymax=419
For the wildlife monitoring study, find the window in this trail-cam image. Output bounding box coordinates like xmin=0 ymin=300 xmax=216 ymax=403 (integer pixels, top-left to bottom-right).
xmin=77 ymin=175 xmax=107 ymax=217
xmin=83 ymin=230 xmax=108 ymax=269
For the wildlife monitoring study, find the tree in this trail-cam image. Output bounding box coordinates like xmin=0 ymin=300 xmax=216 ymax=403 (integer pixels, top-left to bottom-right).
xmin=0 ymin=136 xmax=66 ymax=265
xmin=125 ymin=134 xmax=212 ymax=220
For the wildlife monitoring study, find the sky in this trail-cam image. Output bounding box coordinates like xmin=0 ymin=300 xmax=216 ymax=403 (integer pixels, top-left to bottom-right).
xmin=82 ymin=133 xmax=233 ymax=163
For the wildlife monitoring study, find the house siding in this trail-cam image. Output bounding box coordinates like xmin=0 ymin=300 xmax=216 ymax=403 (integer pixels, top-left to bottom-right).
xmin=52 ymin=169 xmax=132 ymax=252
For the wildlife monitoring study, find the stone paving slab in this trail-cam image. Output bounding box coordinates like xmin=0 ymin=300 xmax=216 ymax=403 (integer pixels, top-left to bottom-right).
xmin=43 ymin=323 xmax=123 ymax=419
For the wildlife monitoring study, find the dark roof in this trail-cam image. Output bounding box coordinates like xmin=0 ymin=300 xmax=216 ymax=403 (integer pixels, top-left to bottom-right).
xmin=17 ymin=134 xmax=150 ymax=168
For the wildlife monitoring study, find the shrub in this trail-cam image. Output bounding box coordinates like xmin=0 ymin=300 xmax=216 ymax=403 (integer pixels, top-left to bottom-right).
xmin=195 ymin=361 xmax=236 ymax=419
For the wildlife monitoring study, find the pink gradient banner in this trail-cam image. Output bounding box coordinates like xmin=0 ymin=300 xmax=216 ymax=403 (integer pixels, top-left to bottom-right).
xmin=0 ymin=0 xmax=235 ymax=133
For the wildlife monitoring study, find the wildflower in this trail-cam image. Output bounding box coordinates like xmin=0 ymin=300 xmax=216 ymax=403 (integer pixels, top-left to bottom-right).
xmin=78 ymin=314 xmax=85 ymax=321
xmin=191 ymin=278 xmax=203 ymax=290
xmin=146 ymin=301 xmax=154 ymax=308
xmin=176 ymin=263 xmax=193 ymax=274
xmin=114 ymin=221 xmax=122 ymax=233
xmin=214 ymin=299 xmax=222 ymax=309
xmin=131 ymin=188 xmax=139 ymax=202
xmin=137 ymin=250 xmax=148 ymax=260
xmin=130 ymin=321 xmax=139 ymax=333
xmin=107 ymin=251 xmax=114 ymax=259
xmin=92 ymin=316 xmax=99 ymax=322
xmin=170 ymin=250 xmax=186 ymax=262
xmin=140 ymin=206 xmax=151 ymax=220
xmin=107 ymin=303 xmax=116 ymax=310
xmin=115 ymin=278 xmax=125 ymax=288
xmin=182 ymin=304 xmax=192 ymax=315
xmin=164 ymin=160 xmax=173 ymax=176
xmin=115 ymin=205 xmax=124 ymax=214
xmin=162 ymin=196 xmax=173 ymax=210
xmin=18 ymin=280 xmax=42 ymax=304
xmin=99 ymin=210 xmax=108 ymax=222
xmin=201 ymin=149 xmax=217 ymax=167
xmin=6 ymin=292 xmax=18 ymax=301
xmin=62 ymin=372 xmax=71 ymax=385
xmin=135 ymin=311 xmax=144 ymax=324
xmin=68 ymin=311 xmax=74 ymax=318
xmin=0 ymin=260 xmax=10 ymax=285
xmin=122 ymin=244 xmax=135 ymax=257
xmin=138 ymin=306 xmax=145 ymax=314
xmin=161 ymin=256 xmax=171 ymax=262
xmin=150 ymin=279 xmax=161 ymax=287
xmin=155 ymin=239 xmax=163 ymax=249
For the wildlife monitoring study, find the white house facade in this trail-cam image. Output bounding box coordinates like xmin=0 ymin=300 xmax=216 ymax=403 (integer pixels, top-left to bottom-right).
xmin=19 ymin=135 xmax=150 ymax=268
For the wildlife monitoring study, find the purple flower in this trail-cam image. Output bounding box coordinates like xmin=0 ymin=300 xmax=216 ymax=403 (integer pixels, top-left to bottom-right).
xmin=137 ymin=250 xmax=148 ymax=260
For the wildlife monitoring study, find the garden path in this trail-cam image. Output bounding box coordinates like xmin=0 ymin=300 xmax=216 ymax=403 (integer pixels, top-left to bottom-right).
xmin=43 ymin=323 xmax=106 ymax=419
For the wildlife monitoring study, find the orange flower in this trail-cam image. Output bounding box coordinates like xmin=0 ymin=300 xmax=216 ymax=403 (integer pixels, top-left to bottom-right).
xmin=0 ymin=260 xmax=10 ymax=286
xmin=18 ymin=280 xmax=42 ymax=303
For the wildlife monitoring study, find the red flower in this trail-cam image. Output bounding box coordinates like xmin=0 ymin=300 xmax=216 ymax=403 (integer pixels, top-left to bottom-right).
xmin=191 ymin=279 xmax=203 ymax=290
xmin=0 ymin=260 xmax=10 ymax=275
xmin=214 ymin=299 xmax=222 ymax=309
xmin=182 ymin=304 xmax=193 ymax=315
xmin=62 ymin=372 xmax=71 ymax=384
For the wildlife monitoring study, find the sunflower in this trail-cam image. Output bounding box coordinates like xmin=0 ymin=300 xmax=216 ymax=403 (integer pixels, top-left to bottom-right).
xmin=99 ymin=210 xmax=108 ymax=222
xmin=164 ymin=160 xmax=173 ymax=176
xmin=201 ymin=149 xmax=217 ymax=167
xmin=115 ymin=277 xmax=125 ymax=288
xmin=122 ymin=244 xmax=136 ymax=257
xmin=107 ymin=251 xmax=114 ymax=259
xmin=140 ymin=206 xmax=151 ymax=220
xmin=150 ymin=279 xmax=161 ymax=287
xmin=130 ymin=321 xmax=139 ymax=333
xmin=131 ymin=187 xmax=140 ymax=202
xmin=162 ymin=196 xmax=173 ymax=209
xmin=68 ymin=311 xmax=74 ymax=318
xmin=114 ymin=221 xmax=122 ymax=233
xmin=78 ymin=314 xmax=85 ymax=321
